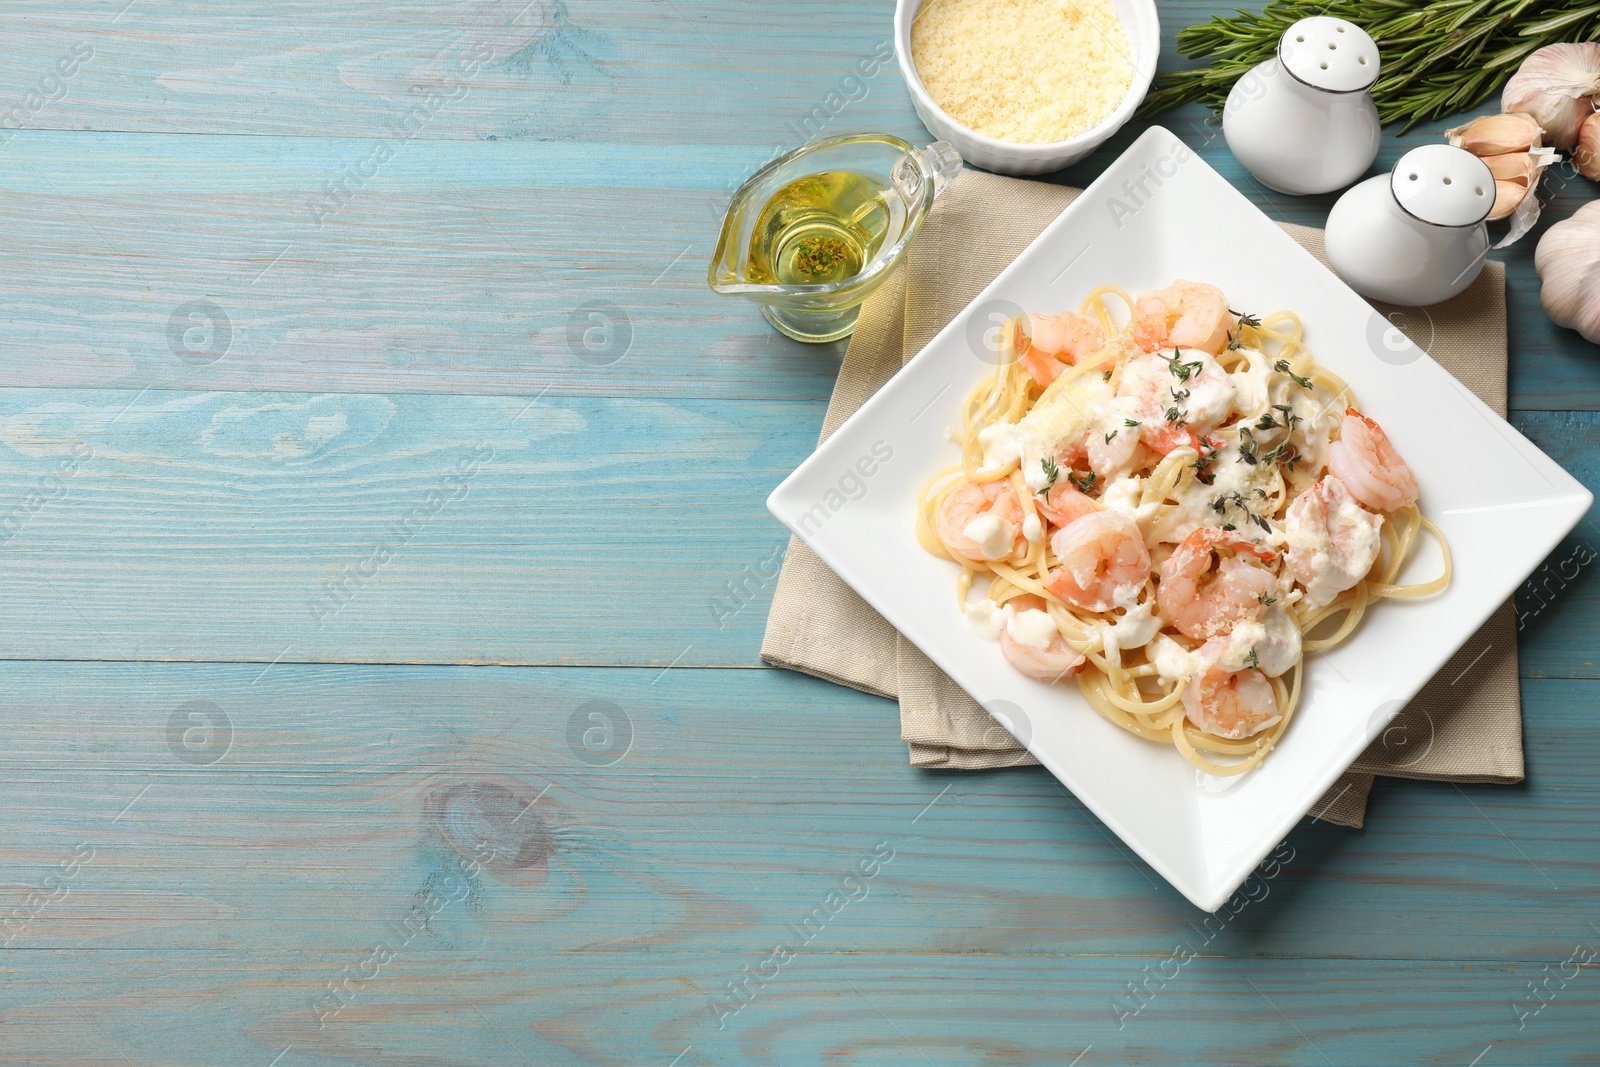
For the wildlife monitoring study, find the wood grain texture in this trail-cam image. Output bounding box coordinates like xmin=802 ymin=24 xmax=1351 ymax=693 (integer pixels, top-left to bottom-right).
xmin=0 ymin=118 xmax=1596 ymax=409
xmin=0 ymin=388 xmax=804 ymax=664
xmin=2 ymin=0 xmax=1599 ymax=1063
xmin=0 ymin=664 xmax=1596 ymax=959
xmin=0 ymin=951 xmax=1594 ymax=1065
xmin=0 ymin=386 xmax=1594 ymax=673
xmin=0 ymin=663 xmax=1597 ymax=1064
xmin=0 ymin=4 xmax=1597 ymax=407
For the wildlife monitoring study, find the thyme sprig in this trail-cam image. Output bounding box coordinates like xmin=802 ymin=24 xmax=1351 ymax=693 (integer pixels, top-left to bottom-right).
xmin=1168 ymin=350 xmax=1204 ymax=382
xmin=1226 ymin=311 xmax=1261 ymax=352
xmin=1274 ymin=359 xmax=1314 ymax=390
xmin=1190 ymin=433 xmax=1221 ymax=485
xmin=1212 ymin=488 xmax=1274 ymax=534
xmin=1037 ymin=457 xmax=1059 ymax=498
xmin=1137 ymin=0 xmax=1600 ymax=132
xmin=1238 ymin=426 xmax=1261 ymax=465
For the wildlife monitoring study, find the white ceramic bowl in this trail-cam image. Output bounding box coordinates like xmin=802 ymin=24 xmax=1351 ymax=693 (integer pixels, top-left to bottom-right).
xmin=894 ymin=0 xmax=1160 ymax=176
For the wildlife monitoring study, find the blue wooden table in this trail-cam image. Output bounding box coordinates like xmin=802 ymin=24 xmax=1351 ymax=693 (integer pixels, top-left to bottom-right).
xmin=1 ymin=2 xmax=1597 ymax=1064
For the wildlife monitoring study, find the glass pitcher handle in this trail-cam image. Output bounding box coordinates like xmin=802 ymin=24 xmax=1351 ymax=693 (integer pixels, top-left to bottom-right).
xmin=918 ymin=141 xmax=965 ymax=197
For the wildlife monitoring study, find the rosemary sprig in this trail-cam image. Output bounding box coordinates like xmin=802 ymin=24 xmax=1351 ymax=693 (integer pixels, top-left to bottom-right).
xmin=1137 ymin=0 xmax=1600 ymax=132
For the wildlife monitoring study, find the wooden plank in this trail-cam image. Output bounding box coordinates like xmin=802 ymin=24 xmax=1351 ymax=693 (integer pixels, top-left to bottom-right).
xmin=0 ymin=0 xmax=919 ymax=144
xmin=1 ymin=663 xmax=1596 ymax=965
xmin=1511 ymin=411 xmax=1600 ymax=679
xmin=0 ymin=388 xmax=811 ymax=665
xmin=0 ymin=950 xmax=1592 ymax=1065
xmin=0 ymin=130 xmax=852 ymax=402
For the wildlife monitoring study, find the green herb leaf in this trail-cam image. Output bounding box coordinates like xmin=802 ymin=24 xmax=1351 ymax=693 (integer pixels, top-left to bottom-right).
xmin=1167 ymin=352 xmax=1204 ymax=382
xmin=1244 ymin=648 xmax=1258 ymax=670
xmin=1136 ymin=0 xmax=1600 ymax=133
xmin=1037 ymin=457 xmax=1059 ymax=498
xmin=1237 ymin=426 xmax=1259 ymax=465
xmin=1274 ymin=359 xmax=1314 ymax=390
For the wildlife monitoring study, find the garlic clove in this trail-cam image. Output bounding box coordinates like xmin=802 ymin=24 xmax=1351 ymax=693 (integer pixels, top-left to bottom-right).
xmin=1482 ymin=151 xmax=1537 ymax=185
xmin=1488 ymin=180 xmax=1528 ymax=222
xmin=1446 ymin=112 xmax=1543 ymax=155
xmin=1577 ymin=111 xmax=1600 ymax=181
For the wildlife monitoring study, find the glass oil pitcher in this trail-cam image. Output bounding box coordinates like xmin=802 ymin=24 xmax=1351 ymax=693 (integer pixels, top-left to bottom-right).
xmin=710 ymin=133 xmax=963 ymax=343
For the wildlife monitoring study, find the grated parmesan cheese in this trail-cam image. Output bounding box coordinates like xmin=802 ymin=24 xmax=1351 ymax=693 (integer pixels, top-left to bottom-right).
xmin=911 ymin=0 xmax=1135 ymax=145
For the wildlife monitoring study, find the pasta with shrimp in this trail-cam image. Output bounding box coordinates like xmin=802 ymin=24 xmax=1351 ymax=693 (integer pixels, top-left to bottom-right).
xmin=916 ymin=279 xmax=1451 ymax=777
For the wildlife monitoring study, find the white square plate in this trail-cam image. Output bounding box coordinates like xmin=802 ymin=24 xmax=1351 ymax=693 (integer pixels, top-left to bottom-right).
xmin=768 ymin=126 xmax=1592 ymax=911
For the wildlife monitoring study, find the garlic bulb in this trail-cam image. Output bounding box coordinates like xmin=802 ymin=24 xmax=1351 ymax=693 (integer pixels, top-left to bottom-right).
xmin=1576 ymin=111 xmax=1600 ymax=180
xmin=1535 ymin=200 xmax=1600 ymax=343
xmin=1502 ymin=43 xmax=1600 ymax=151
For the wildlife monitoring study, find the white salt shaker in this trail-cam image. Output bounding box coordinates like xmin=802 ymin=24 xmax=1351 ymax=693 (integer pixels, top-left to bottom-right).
xmin=1325 ymin=144 xmax=1495 ymax=306
xmin=1222 ymin=16 xmax=1381 ymax=195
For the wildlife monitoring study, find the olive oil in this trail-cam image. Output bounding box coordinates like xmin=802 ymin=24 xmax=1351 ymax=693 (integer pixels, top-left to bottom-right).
xmin=744 ymin=170 xmax=903 ymax=286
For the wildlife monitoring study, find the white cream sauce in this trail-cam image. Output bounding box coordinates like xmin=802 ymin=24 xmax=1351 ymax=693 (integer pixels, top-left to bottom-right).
xmin=1006 ymin=607 xmax=1059 ymax=650
xmin=963 ymin=514 xmax=1013 ymax=560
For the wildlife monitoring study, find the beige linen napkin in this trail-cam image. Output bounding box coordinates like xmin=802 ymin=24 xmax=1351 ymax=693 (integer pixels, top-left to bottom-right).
xmin=762 ymin=170 xmax=1520 ymax=830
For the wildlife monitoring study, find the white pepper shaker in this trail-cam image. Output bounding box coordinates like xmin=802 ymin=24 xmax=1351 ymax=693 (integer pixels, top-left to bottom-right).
xmin=1222 ymin=16 xmax=1381 ymax=195
xmin=1325 ymin=144 xmax=1495 ymax=307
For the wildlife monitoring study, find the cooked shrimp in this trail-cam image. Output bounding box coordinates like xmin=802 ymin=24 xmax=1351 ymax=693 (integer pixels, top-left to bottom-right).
xmin=1133 ymin=280 xmax=1231 ymax=355
xmin=1182 ymin=638 xmax=1281 ymax=739
xmin=1284 ymin=475 xmax=1384 ymax=610
xmin=1117 ymin=350 xmax=1237 ymax=455
xmin=1043 ymin=511 xmax=1150 ymax=612
xmin=1035 ymin=479 xmax=1098 ymax=528
xmin=1016 ymin=311 xmax=1107 ymax=386
xmin=999 ymin=595 xmax=1087 ymax=682
xmin=1086 ymin=414 xmax=1145 ymax=480
xmin=1158 ymin=528 xmax=1277 ymax=640
xmin=938 ymin=479 xmax=1024 ymax=563
xmin=1326 ymin=408 xmax=1418 ymax=513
